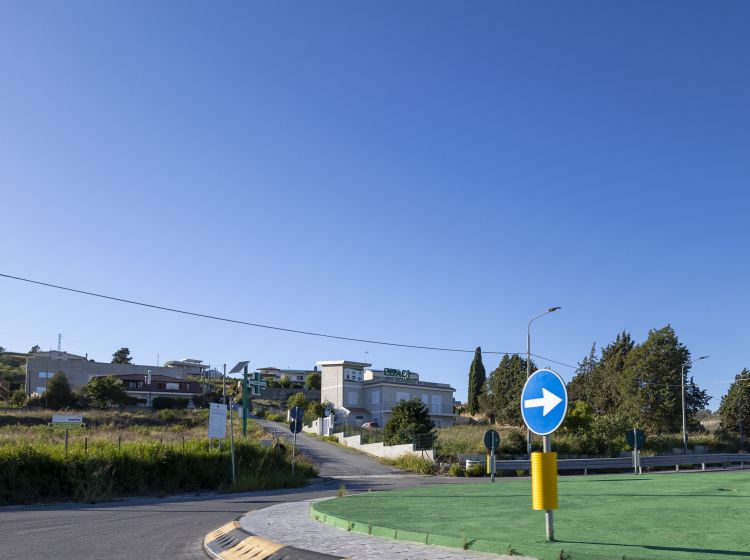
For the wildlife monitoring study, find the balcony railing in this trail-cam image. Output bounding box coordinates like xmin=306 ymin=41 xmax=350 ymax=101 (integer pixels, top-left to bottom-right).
xmin=379 ymin=401 xmax=454 ymax=416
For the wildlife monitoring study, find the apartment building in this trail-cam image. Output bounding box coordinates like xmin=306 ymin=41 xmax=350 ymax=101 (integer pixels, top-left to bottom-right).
xmin=318 ymin=360 xmax=455 ymax=427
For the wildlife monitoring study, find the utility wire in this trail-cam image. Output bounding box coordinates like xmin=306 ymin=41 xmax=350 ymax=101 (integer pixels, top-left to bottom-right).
xmin=0 ymin=272 xmax=576 ymax=366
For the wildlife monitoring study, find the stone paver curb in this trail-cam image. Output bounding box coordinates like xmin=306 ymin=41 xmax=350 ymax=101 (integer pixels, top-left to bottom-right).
xmin=203 ymin=519 xmax=346 ymax=560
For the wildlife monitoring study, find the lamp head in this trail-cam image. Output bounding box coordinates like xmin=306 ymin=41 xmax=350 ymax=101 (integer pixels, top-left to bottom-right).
xmin=548 ymin=306 xmax=562 ymax=313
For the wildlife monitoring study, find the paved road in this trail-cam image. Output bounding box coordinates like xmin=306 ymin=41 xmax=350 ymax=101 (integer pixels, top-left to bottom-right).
xmin=0 ymin=419 xmax=459 ymax=559
xmin=255 ymin=418 xmax=400 ymax=477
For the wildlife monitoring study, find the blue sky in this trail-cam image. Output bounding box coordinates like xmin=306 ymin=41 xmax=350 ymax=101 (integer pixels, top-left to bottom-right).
xmin=1 ymin=2 xmax=748 ymax=406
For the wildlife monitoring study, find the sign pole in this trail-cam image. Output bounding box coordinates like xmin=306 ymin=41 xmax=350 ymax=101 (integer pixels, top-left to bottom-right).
xmin=543 ymin=434 xmax=554 ymax=541
xmin=292 ymin=429 xmax=296 ymax=478
xmin=491 ymin=440 xmax=495 ymax=483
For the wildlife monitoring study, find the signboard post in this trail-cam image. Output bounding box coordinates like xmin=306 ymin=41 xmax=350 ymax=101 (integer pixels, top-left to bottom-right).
xmin=289 ymin=406 xmax=303 ymax=477
xmin=484 ymin=429 xmax=500 ymax=482
xmin=208 ymin=403 xmax=227 ymax=440
xmin=626 ymin=428 xmax=646 ymax=475
xmin=521 ymin=369 xmax=568 ymax=542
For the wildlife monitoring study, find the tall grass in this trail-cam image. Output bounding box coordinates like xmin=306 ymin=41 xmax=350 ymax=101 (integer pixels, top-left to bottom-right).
xmin=0 ymin=439 xmax=316 ymax=505
xmin=0 ymin=410 xmax=315 ymax=505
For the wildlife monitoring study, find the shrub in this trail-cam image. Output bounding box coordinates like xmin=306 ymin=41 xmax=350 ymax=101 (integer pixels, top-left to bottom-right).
xmin=266 ymin=411 xmax=285 ymax=423
xmin=385 ymin=454 xmax=436 ymax=474
xmin=384 ymin=398 xmax=434 ymax=445
xmin=466 ymin=463 xmax=485 ymax=477
xmin=448 ymin=463 xmax=465 ymax=477
xmin=286 ymin=392 xmax=307 ymax=410
xmin=501 ymin=429 xmax=527 ymax=455
xmin=152 ymin=397 xmax=189 ymax=410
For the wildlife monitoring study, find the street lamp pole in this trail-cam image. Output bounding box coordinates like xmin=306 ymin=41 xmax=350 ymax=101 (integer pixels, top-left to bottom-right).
xmin=526 ymin=307 xmax=561 ymax=457
xmin=681 ymin=355 xmax=708 ymax=455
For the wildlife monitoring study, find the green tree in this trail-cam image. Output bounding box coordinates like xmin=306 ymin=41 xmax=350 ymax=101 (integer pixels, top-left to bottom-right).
xmin=29 ymin=345 xmax=41 ymax=353
xmin=0 ymin=345 xmax=5 ymax=353
xmin=479 ymin=354 xmax=535 ymax=425
xmin=384 ymin=397 xmax=434 ymax=445
xmin=111 ymin=347 xmax=133 ymax=364
xmin=718 ymin=369 xmax=750 ymax=435
xmin=287 ymin=391 xmax=307 ymax=410
xmin=304 ymin=401 xmax=325 ymax=423
xmin=620 ymin=325 xmax=709 ymax=433
xmin=278 ymin=375 xmax=292 ymax=388
xmin=46 ymin=371 xmax=75 ymax=409
xmin=567 ymin=343 xmax=598 ymax=405
xmin=304 ymin=372 xmax=321 ymax=390
xmin=466 ymin=346 xmax=486 ymax=415
xmin=568 ymin=332 xmax=634 ymax=414
xmin=83 ymin=376 xmax=127 ymax=408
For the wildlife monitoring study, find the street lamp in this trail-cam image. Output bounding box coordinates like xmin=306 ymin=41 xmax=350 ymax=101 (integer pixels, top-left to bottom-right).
xmin=681 ymin=355 xmax=708 ymax=455
xmin=526 ymin=306 xmax=561 ymax=456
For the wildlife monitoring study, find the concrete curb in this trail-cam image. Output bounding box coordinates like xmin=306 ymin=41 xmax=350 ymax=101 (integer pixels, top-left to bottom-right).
xmin=203 ymin=519 xmax=348 ymax=560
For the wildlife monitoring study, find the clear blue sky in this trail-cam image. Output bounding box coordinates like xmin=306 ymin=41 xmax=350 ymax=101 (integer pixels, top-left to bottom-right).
xmin=1 ymin=2 xmax=748 ymax=407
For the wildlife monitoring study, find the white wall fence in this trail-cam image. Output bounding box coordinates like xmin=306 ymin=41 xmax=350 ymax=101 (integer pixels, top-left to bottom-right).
xmin=331 ymin=432 xmax=434 ymax=461
xmin=302 ymin=415 xmax=434 ymax=460
xmin=302 ymin=414 xmax=335 ymax=436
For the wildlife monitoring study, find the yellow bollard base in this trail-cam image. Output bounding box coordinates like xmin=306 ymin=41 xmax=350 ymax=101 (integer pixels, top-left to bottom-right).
xmin=531 ymin=451 xmax=558 ymax=510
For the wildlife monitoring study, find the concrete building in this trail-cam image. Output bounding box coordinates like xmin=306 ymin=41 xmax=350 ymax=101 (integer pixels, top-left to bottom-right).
xmin=163 ymin=358 xmax=209 ymax=377
xmin=26 ymin=351 xmax=200 ymax=396
xmin=257 ymin=366 xmax=318 ymax=386
xmin=110 ymin=372 xmax=203 ymax=407
xmin=317 ymin=360 xmax=456 ymax=428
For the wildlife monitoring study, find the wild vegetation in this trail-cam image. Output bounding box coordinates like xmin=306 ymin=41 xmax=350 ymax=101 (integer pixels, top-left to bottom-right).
xmin=0 ymin=408 xmax=317 ymax=504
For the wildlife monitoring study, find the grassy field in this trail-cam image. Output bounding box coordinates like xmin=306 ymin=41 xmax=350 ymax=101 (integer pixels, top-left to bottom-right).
xmin=0 ymin=408 xmax=317 ymax=504
xmin=312 ymin=470 xmax=750 ymax=560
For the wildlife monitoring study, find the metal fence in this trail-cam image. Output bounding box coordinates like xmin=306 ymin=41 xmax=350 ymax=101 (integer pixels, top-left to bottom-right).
xmin=492 ymin=453 xmax=750 ymax=474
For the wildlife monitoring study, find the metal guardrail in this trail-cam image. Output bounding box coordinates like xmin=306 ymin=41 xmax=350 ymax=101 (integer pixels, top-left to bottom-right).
xmin=493 ymin=453 xmax=750 ymax=474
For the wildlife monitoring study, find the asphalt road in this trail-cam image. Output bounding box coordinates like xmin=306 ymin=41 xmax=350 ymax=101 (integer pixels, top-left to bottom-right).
xmin=0 ymin=420 xmax=455 ymax=559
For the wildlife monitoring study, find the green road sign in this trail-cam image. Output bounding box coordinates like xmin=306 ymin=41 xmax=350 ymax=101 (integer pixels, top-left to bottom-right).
xmin=484 ymin=429 xmax=500 ymax=451
xmin=626 ymin=428 xmax=646 ymax=449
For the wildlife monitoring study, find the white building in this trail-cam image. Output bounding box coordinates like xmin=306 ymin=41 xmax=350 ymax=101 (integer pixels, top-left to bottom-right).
xmin=317 ymin=360 xmax=455 ymax=428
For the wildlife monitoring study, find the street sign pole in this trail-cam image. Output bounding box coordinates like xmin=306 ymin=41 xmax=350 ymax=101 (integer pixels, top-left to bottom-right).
xmin=292 ymin=429 xmax=296 ymax=477
xmin=543 ymin=434 xmax=553 ymax=540
xmin=521 ymin=369 xmax=568 ymax=543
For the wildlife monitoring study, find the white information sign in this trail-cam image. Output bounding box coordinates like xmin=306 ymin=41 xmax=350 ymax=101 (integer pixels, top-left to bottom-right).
xmin=52 ymin=415 xmax=84 ymax=424
xmin=208 ymin=403 xmax=227 ymax=439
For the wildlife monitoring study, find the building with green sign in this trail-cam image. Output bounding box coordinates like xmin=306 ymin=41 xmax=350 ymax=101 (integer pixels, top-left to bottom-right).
xmin=317 ymin=360 xmax=456 ymax=428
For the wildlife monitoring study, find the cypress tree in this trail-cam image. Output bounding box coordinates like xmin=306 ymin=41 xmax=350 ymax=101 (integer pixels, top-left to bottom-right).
xmin=467 ymin=346 xmax=486 ymax=415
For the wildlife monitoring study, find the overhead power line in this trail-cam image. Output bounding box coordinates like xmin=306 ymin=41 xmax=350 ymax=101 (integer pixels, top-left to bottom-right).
xmin=0 ymin=272 xmax=576 ymax=367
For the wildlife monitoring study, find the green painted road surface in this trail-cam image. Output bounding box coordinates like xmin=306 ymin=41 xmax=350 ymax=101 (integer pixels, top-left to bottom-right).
xmin=311 ymin=471 xmax=750 ymax=560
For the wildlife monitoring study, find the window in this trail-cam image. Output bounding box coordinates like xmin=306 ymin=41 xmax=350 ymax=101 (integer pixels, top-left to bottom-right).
xmin=432 ymin=395 xmax=443 ymax=411
xmin=396 ymin=391 xmax=409 ymax=402
xmin=166 ymin=383 xmax=179 ymax=391
xmin=297 ymin=375 xmax=303 ymax=381
xmin=421 ymin=394 xmax=429 ymax=405
xmin=347 ymin=391 xmax=359 ymax=405
xmin=36 ymin=386 xmax=46 ymax=394
xmin=38 ymin=371 xmax=53 ymax=379
xmin=371 ymin=392 xmax=380 ymax=405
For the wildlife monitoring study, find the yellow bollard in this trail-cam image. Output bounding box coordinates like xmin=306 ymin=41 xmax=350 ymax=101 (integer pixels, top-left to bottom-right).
xmin=531 ymin=452 xmax=558 ymax=510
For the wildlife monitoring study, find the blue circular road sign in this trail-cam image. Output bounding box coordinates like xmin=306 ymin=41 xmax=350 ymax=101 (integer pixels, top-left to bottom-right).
xmin=520 ymin=369 xmax=568 ymax=436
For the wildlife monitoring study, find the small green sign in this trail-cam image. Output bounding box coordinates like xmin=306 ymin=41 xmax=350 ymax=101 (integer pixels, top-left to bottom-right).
xmin=484 ymin=429 xmax=500 ymax=451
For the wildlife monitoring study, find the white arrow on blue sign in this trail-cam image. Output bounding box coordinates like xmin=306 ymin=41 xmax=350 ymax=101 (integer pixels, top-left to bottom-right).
xmin=520 ymin=369 xmax=568 ymax=436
